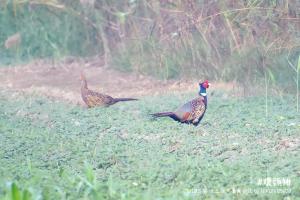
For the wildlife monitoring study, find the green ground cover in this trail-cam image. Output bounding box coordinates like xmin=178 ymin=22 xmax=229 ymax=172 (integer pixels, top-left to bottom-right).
xmin=0 ymin=90 xmax=299 ymax=199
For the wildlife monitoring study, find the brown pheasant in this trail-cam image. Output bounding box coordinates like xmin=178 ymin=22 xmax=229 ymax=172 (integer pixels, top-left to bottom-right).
xmin=80 ymin=73 xmax=138 ymax=107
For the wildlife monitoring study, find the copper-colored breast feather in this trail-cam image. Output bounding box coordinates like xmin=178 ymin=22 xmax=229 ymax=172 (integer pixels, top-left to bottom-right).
xmin=174 ymin=97 xmax=206 ymax=123
xmin=189 ymin=97 xmax=206 ymax=123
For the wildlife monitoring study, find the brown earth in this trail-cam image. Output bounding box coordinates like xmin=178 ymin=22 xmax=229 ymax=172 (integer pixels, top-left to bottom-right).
xmin=0 ymin=59 xmax=239 ymax=106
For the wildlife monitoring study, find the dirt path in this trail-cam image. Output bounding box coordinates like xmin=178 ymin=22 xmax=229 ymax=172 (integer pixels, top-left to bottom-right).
xmin=0 ymin=59 xmax=238 ymax=105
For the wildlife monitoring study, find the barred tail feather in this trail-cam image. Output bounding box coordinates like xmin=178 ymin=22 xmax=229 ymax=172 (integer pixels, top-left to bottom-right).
xmin=151 ymin=112 xmax=174 ymax=117
xmin=151 ymin=112 xmax=181 ymax=122
xmin=114 ymin=98 xmax=138 ymax=102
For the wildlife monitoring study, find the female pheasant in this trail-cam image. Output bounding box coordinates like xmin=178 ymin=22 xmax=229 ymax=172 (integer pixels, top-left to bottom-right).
xmin=151 ymin=80 xmax=210 ymax=126
xmin=80 ymin=73 xmax=138 ymax=107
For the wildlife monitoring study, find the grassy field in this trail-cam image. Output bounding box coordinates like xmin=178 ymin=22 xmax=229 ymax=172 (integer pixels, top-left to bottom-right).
xmin=0 ymin=89 xmax=299 ymax=199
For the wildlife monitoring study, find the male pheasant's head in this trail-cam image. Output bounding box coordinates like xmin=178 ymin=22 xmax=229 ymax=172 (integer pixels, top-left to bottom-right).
xmin=199 ymin=80 xmax=210 ymax=96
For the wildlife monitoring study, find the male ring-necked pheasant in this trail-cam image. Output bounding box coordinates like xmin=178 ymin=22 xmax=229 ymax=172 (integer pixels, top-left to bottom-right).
xmin=80 ymin=73 xmax=138 ymax=107
xmin=151 ymin=80 xmax=210 ymax=126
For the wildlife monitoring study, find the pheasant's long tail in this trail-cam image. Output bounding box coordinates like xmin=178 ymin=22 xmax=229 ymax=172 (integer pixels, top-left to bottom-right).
xmin=151 ymin=112 xmax=174 ymax=117
xmin=113 ymin=98 xmax=138 ymax=103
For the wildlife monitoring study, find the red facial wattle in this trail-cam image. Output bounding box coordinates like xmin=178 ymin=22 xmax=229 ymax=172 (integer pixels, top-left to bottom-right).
xmin=201 ymin=80 xmax=209 ymax=89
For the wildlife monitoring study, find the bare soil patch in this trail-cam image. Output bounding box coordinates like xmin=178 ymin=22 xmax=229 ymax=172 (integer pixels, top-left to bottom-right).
xmin=0 ymin=59 xmax=239 ymax=105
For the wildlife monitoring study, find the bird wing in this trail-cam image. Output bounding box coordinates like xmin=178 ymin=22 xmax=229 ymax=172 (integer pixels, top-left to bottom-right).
xmin=85 ymin=90 xmax=114 ymax=107
xmin=174 ymin=96 xmax=206 ymax=122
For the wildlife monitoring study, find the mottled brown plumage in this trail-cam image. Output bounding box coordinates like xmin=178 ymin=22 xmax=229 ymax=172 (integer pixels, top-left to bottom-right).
xmin=80 ymin=73 xmax=137 ymax=107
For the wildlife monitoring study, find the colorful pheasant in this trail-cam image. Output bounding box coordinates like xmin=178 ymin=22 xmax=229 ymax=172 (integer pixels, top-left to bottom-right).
xmin=80 ymin=73 xmax=138 ymax=107
xmin=151 ymin=80 xmax=210 ymax=126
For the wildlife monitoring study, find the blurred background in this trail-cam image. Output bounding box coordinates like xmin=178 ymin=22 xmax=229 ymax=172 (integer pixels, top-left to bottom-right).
xmin=0 ymin=0 xmax=299 ymax=90
xmin=1 ymin=1 xmax=300 ymax=199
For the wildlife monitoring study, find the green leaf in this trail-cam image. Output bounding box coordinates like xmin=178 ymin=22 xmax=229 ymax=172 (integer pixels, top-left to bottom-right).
xmin=11 ymin=183 xmax=21 ymax=200
xmin=26 ymin=157 xmax=32 ymax=174
xmin=297 ymin=54 xmax=300 ymax=71
xmin=22 ymin=189 xmax=32 ymax=200
xmin=116 ymin=12 xmax=126 ymax=24
xmin=84 ymin=163 xmax=94 ymax=184
xmin=267 ymin=68 xmax=275 ymax=83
